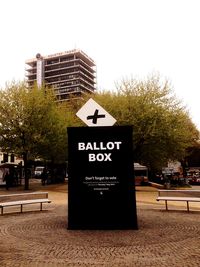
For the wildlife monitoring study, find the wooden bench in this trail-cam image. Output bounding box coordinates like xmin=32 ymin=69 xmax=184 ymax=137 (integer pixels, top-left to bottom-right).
xmin=0 ymin=192 xmax=51 ymax=215
xmin=156 ymin=189 xmax=200 ymax=212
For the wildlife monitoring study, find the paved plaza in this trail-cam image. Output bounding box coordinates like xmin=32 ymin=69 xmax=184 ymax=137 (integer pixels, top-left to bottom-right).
xmin=0 ymin=182 xmax=200 ymax=267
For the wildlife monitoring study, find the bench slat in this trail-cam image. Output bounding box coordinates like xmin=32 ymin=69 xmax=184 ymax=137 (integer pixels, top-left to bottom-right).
xmin=0 ymin=192 xmax=49 ymax=198
xmin=0 ymin=192 xmax=49 ymax=202
xmin=0 ymin=199 xmax=51 ymax=207
xmin=157 ymin=196 xmax=200 ymax=202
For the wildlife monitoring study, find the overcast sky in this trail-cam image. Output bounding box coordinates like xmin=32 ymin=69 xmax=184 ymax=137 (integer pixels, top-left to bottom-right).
xmin=1 ymin=0 xmax=200 ymax=129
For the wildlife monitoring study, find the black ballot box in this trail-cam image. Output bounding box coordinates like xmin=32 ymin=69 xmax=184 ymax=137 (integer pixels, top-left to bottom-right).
xmin=67 ymin=126 xmax=138 ymax=230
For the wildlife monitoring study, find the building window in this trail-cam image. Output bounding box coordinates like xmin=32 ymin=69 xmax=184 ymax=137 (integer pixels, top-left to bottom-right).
xmin=10 ymin=154 xmax=15 ymax=163
xmin=3 ymin=153 xmax=8 ymax=163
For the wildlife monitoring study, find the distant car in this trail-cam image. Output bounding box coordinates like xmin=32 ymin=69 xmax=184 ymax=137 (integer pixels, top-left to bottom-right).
xmin=189 ymin=177 xmax=200 ymax=185
xmin=34 ymin=166 xmax=44 ymax=178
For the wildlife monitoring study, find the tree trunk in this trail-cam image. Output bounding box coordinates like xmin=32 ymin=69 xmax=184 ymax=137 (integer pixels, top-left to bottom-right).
xmin=23 ymin=151 xmax=29 ymax=190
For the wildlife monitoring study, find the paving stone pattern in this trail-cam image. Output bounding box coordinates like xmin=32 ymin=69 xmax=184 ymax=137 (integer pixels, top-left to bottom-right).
xmin=0 ymin=184 xmax=200 ymax=267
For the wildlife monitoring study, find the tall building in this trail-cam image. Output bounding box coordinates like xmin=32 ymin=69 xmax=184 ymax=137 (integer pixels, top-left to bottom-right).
xmin=25 ymin=49 xmax=96 ymax=101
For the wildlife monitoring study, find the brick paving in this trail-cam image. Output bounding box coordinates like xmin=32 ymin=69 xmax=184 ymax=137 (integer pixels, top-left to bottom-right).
xmin=0 ymin=182 xmax=200 ymax=267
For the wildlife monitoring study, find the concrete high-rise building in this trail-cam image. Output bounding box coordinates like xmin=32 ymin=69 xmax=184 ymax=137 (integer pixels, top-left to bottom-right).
xmin=25 ymin=49 xmax=96 ymax=101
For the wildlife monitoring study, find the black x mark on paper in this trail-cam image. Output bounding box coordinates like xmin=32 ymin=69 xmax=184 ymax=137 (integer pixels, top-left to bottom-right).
xmin=87 ymin=109 xmax=106 ymax=124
